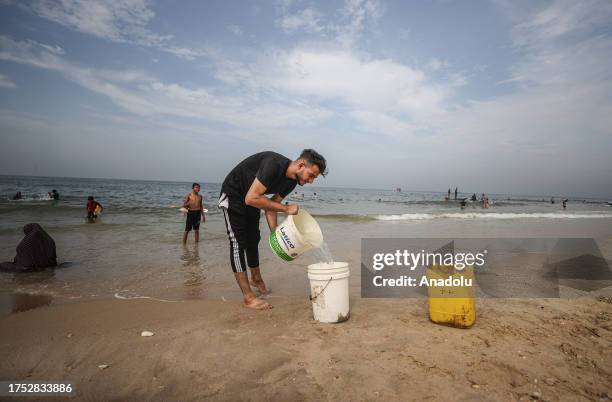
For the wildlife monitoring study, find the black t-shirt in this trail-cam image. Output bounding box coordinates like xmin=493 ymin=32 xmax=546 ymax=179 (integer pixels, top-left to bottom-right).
xmin=221 ymin=151 xmax=298 ymax=205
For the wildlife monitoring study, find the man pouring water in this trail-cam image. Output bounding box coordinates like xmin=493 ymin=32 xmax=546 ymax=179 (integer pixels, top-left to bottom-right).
xmin=218 ymin=150 xmax=327 ymax=310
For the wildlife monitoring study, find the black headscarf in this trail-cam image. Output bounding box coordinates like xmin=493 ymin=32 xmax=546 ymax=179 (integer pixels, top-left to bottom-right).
xmin=10 ymin=223 xmax=57 ymax=270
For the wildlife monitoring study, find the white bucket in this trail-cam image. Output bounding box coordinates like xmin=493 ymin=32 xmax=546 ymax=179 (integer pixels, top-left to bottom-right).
xmin=269 ymin=209 xmax=323 ymax=261
xmin=307 ymin=262 xmax=350 ymax=323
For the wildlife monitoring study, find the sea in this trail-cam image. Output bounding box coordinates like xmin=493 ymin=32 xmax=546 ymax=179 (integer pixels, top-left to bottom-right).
xmin=1 ymin=175 xmax=611 ymax=312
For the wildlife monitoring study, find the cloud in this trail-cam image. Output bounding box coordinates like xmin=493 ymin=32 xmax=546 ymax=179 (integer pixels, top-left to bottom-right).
xmin=226 ymin=25 xmax=243 ymax=36
xmin=427 ymin=58 xmax=448 ymax=71
xmin=278 ymin=7 xmax=324 ymax=33
xmin=28 ymin=0 xmax=208 ymax=59
xmin=333 ymin=0 xmax=382 ymax=48
xmin=512 ymin=0 xmax=612 ymax=49
xmin=0 ymin=73 xmax=16 ymax=88
xmin=0 ymin=35 xmax=331 ymax=134
xmin=417 ymin=0 xmax=612 ymax=195
xmin=271 ymin=49 xmax=449 ymax=118
xmin=207 ymin=44 xmax=457 ymax=142
xmin=275 ymin=0 xmax=382 ymax=47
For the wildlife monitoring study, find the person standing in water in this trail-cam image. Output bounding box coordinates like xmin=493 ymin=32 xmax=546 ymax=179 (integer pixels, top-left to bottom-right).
xmin=49 ymin=189 xmax=59 ymax=200
xmin=454 ymin=187 xmax=458 ymax=200
xmin=183 ymin=183 xmax=205 ymax=244
xmin=481 ymin=194 xmax=490 ymax=209
xmin=218 ymin=149 xmax=327 ymax=310
xmin=86 ymin=196 xmax=103 ymax=222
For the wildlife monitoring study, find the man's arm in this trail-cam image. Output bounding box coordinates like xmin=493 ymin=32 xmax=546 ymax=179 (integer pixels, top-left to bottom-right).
xmin=245 ymin=178 xmax=298 ymax=214
xmin=265 ymin=194 xmax=284 ymax=231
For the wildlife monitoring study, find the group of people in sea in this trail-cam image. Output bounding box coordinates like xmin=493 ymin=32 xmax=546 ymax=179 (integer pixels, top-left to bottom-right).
xmin=12 ymin=189 xmax=59 ymax=201
xmin=448 ymin=190 xmax=572 ymax=210
xmin=551 ymin=197 xmax=569 ymax=209
xmin=446 ymin=187 xmax=490 ymax=209
xmin=11 ymin=188 xmax=104 ymax=222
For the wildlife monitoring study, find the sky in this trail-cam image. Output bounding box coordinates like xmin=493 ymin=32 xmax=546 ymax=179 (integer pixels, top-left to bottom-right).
xmin=0 ymin=0 xmax=611 ymax=198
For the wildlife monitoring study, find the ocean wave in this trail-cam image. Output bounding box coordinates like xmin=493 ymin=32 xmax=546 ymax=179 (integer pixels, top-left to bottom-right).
xmin=385 ymin=200 xmax=526 ymax=207
xmin=375 ymin=212 xmax=612 ymax=220
xmin=312 ymin=214 xmax=376 ymax=222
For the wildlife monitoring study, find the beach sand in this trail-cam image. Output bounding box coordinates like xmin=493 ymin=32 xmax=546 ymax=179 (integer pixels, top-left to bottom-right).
xmin=1 ymin=294 xmax=611 ymax=401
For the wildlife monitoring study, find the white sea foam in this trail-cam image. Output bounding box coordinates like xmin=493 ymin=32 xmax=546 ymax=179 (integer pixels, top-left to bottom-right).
xmin=375 ymin=212 xmax=612 ymax=221
xmin=113 ymin=292 xmax=178 ymax=302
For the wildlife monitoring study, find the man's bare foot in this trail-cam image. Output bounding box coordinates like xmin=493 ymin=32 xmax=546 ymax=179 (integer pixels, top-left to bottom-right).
xmin=249 ymin=279 xmax=270 ymax=296
xmin=243 ymin=296 xmax=273 ymax=310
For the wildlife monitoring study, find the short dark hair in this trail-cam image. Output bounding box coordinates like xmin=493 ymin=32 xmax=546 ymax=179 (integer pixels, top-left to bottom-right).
xmin=87 ymin=196 xmax=94 ymax=201
xmin=192 ymin=183 xmax=200 ymax=189
xmin=299 ymin=149 xmax=327 ymax=177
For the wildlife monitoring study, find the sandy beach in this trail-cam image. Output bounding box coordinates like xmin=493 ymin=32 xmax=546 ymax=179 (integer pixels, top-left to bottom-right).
xmin=1 ymin=212 xmax=612 ymax=400
xmin=1 ymin=293 xmax=611 ymax=401
xmin=2 ymin=0 xmax=612 ymax=399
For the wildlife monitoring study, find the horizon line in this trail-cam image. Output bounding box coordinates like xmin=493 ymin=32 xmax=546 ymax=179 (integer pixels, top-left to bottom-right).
xmin=1 ymin=174 xmax=610 ymax=202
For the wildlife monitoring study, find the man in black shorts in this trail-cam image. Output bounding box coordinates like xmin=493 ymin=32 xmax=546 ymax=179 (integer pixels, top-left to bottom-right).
xmin=218 ymin=149 xmax=327 ymax=310
xmin=183 ymin=183 xmax=205 ymax=244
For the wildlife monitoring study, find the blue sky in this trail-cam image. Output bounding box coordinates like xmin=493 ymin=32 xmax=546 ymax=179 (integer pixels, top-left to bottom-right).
xmin=0 ymin=0 xmax=611 ymax=198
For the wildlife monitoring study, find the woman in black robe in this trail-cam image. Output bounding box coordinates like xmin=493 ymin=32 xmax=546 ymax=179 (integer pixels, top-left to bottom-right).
xmin=0 ymin=223 xmax=57 ymax=272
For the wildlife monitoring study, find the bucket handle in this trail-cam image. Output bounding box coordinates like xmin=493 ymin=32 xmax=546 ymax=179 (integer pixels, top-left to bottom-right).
xmin=309 ymin=277 xmax=333 ymax=302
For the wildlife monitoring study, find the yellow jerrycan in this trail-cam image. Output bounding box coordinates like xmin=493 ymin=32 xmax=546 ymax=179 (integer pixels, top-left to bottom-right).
xmin=426 ymin=265 xmax=476 ymax=328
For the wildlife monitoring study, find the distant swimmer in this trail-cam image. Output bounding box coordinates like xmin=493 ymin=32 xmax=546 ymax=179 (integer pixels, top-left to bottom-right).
xmin=482 ymin=193 xmax=489 ymax=209
xmin=448 ymin=188 xmax=451 ymax=199
xmin=454 ymin=187 xmax=458 ymax=200
xmin=0 ymin=223 xmax=57 ymax=272
xmin=460 ymin=199 xmax=467 ymax=209
xmin=12 ymin=191 xmax=23 ymax=200
xmin=562 ymin=199 xmax=568 ymax=209
xmin=183 ymin=182 xmax=205 ymax=244
xmin=218 ymin=149 xmax=326 ymax=310
xmin=471 ymin=193 xmax=477 ymax=202
xmin=86 ymin=196 xmax=103 ymax=222
xmin=550 ymin=197 xmax=555 ymax=204
xmin=48 ymin=189 xmax=59 ymax=200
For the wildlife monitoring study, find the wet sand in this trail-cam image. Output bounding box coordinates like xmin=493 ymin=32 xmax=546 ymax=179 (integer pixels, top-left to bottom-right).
xmin=1 ymin=218 xmax=611 ymax=400
xmin=1 ymin=294 xmax=611 ymax=401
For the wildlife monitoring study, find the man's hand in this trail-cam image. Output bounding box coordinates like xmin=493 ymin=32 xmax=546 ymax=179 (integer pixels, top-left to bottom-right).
xmin=285 ymin=204 xmax=299 ymax=215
